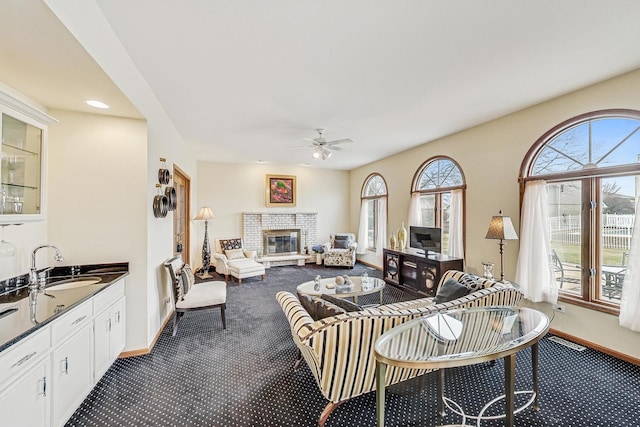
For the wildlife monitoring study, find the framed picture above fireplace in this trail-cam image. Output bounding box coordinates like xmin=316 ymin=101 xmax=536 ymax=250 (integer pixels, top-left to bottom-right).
xmin=266 ymin=174 xmax=296 ymax=207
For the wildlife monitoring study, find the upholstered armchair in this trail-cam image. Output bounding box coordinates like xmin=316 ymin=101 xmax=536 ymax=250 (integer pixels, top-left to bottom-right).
xmin=322 ymin=233 xmax=357 ymax=267
xmin=277 ymin=270 xmax=522 ymax=426
xmin=213 ymin=238 xmax=265 ymax=283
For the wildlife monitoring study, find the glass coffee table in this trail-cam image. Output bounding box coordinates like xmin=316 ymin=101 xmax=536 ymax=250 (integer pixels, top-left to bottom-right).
xmin=297 ymin=276 xmax=385 ymax=304
xmin=375 ymin=306 xmax=549 ymax=427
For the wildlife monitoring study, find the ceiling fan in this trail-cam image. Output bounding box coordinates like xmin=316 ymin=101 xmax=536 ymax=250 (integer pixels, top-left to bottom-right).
xmin=285 ymin=129 xmax=353 ymax=160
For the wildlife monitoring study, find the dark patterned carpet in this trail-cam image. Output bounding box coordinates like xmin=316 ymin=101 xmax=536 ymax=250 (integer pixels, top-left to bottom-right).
xmin=67 ymin=263 xmax=640 ymax=427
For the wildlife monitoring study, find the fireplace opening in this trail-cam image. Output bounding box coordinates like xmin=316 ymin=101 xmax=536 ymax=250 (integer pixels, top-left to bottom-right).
xmin=263 ymin=229 xmax=300 ymax=256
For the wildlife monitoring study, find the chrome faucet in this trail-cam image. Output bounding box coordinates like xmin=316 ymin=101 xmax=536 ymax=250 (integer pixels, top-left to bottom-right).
xmin=29 ymin=245 xmax=64 ymax=288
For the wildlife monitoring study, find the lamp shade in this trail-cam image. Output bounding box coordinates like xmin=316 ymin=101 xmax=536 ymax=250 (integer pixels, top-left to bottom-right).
xmin=485 ymin=210 xmax=518 ymax=240
xmin=194 ymin=206 xmax=215 ymax=221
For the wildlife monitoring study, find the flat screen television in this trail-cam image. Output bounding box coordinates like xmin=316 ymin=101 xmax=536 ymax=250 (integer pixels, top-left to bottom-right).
xmin=409 ymin=226 xmax=442 ymax=254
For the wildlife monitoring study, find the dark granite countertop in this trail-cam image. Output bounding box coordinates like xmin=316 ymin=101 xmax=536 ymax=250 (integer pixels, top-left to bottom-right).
xmin=0 ymin=263 xmax=129 ymax=353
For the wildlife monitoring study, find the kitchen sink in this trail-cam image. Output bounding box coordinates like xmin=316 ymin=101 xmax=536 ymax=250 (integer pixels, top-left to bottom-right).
xmin=46 ymin=277 xmax=102 ymax=291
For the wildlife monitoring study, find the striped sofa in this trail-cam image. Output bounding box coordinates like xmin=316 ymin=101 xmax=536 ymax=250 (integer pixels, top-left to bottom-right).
xmin=276 ymin=270 xmax=522 ymax=426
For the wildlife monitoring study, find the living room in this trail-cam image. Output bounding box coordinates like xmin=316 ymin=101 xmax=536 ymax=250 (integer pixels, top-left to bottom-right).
xmin=1 ymin=1 xmax=640 ymax=426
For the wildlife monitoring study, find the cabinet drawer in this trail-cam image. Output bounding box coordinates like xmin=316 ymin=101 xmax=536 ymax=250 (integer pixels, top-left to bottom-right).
xmin=93 ymin=280 xmax=125 ymax=315
xmin=51 ymin=300 xmax=93 ymax=343
xmin=0 ymin=326 xmax=50 ymax=384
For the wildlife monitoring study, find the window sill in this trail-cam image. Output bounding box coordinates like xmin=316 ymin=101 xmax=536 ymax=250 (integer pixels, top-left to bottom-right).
xmin=558 ymin=294 xmax=620 ymax=316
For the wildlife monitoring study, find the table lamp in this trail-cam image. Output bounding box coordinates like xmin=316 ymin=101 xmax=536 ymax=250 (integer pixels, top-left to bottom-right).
xmin=485 ymin=210 xmax=518 ymax=282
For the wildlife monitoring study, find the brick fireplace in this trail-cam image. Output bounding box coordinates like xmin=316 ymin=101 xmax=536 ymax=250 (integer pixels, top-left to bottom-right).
xmin=243 ymin=212 xmax=317 ymax=265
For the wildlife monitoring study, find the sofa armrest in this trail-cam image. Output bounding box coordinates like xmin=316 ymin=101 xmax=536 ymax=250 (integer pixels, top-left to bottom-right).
xmin=213 ymin=252 xmax=228 ymax=263
xmin=276 ymin=291 xmax=315 ymax=339
xmin=348 ymin=242 xmax=357 ymax=251
xmin=322 ymin=241 xmax=331 ymax=252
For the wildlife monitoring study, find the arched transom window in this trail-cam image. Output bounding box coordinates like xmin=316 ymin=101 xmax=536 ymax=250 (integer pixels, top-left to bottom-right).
xmin=521 ymin=109 xmax=640 ymax=313
xmin=360 ymin=174 xmax=388 ymax=251
xmin=411 ymin=156 xmax=465 ymax=254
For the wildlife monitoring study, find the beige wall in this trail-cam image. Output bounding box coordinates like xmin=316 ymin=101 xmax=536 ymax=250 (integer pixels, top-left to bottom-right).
xmin=196 ymin=162 xmax=351 ymax=264
xmin=47 ymin=110 xmax=150 ymax=350
xmin=351 ymin=68 xmax=640 ymax=360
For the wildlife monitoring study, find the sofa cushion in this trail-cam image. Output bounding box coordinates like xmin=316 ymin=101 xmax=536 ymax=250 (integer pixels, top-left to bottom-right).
xmin=458 ymin=273 xmax=481 ymax=292
xmin=297 ymin=293 xmax=346 ymax=320
xmin=434 ymin=278 xmax=470 ymax=304
xmin=225 ymin=248 xmax=245 ymax=260
xmin=180 ymin=264 xmax=196 ymax=295
xmin=333 ymin=234 xmax=352 ymax=249
xmin=321 ymin=294 xmax=362 ymax=312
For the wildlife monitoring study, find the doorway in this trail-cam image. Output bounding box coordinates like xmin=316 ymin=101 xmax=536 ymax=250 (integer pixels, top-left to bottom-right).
xmin=173 ymin=165 xmax=191 ymax=264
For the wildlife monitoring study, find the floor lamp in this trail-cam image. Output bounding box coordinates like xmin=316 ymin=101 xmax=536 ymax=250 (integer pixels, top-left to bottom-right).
xmin=485 ymin=210 xmax=519 ymax=282
xmin=194 ymin=206 xmax=215 ymax=279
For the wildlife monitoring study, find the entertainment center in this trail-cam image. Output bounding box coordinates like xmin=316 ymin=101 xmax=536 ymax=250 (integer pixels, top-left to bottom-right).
xmin=383 ymin=247 xmax=464 ymax=297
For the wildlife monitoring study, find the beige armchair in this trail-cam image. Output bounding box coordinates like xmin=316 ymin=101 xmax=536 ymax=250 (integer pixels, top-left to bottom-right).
xmin=322 ymin=233 xmax=357 ymax=267
xmin=213 ymin=238 xmax=265 ymax=283
xmin=277 ymin=270 xmax=522 ymax=426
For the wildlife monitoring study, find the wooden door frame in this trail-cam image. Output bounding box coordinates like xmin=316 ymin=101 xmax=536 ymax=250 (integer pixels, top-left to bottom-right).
xmin=173 ymin=164 xmax=191 ymax=265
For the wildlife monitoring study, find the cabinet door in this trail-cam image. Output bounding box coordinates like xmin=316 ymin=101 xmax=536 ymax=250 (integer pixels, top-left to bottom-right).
xmin=384 ymin=251 xmax=400 ymax=284
xmin=93 ymin=308 xmax=111 ymax=380
xmin=109 ymin=298 xmax=126 ymax=360
xmin=94 ymin=298 xmax=126 ymax=381
xmin=51 ymin=325 xmax=93 ymax=427
xmin=0 ymin=358 xmax=49 ymax=427
xmin=417 ymin=262 xmax=438 ymax=296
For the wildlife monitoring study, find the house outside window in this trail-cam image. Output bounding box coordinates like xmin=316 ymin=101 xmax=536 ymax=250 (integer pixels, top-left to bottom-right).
xmin=361 ymin=174 xmax=387 ymax=251
xmin=411 ymin=156 xmax=465 ymax=254
xmin=521 ymin=109 xmax=640 ymax=313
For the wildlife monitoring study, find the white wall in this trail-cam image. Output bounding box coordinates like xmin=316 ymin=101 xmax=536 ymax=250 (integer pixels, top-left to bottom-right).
xmin=196 ymin=162 xmax=350 ymax=269
xmin=350 ymin=68 xmax=640 ymax=360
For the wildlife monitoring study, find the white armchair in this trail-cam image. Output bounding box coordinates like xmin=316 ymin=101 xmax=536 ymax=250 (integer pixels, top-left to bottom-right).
xmin=322 ymin=233 xmax=358 ymax=268
xmin=213 ymin=238 xmax=265 ymax=283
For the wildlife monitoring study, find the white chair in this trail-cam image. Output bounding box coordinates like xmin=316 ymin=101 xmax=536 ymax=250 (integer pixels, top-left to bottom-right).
xmin=164 ymin=255 xmax=227 ymax=336
xmin=213 ymin=237 xmax=266 ymax=283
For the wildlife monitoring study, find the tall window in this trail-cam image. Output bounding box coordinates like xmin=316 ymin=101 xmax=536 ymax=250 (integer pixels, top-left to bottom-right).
xmin=360 ymin=174 xmax=387 ymax=251
xmin=521 ymin=109 xmax=640 ymax=313
xmin=411 ymin=156 xmax=465 ymax=254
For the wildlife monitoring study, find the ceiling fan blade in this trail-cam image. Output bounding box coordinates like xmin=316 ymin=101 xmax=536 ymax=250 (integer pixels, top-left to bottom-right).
xmin=326 ymin=138 xmax=353 ymax=146
xmin=327 ymin=145 xmax=345 ymax=151
xmin=283 ymin=145 xmax=312 ymax=150
xmin=301 ymin=137 xmax=316 ymax=142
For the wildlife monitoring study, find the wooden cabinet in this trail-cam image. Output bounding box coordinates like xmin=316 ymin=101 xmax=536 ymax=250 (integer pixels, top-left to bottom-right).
xmin=383 ymin=248 xmax=464 ymax=297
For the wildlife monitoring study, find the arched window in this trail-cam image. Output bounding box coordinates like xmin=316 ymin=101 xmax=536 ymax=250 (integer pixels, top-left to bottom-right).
xmin=359 ymin=174 xmax=388 ymax=252
xmin=521 ymin=109 xmax=640 ymax=312
xmin=410 ymin=156 xmax=465 ymax=255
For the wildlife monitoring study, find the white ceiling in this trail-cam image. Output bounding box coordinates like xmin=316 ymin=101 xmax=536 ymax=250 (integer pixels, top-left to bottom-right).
xmin=3 ymin=1 xmax=640 ymax=170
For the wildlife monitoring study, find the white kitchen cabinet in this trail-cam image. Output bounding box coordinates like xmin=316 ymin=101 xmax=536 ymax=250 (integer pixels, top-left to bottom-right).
xmin=50 ymin=323 xmax=93 ymax=427
xmin=0 ymin=90 xmax=56 ymax=223
xmin=0 ymin=357 xmax=50 ymax=427
xmin=94 ymin=297 xmax=125 ymax=380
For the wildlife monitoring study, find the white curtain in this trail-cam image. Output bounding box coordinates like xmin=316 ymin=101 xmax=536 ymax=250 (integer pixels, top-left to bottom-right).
xmin=448 ymin=189 xmax=464 ymax=258
xmin=357 ymin=200 xmax=369 ymax=254
xmin=408 ymin=192 xmax=421 ymax=226
xmin=376 ymin=197 xmax=388 ymax=254
xmin=515 ymin=180 xmax=558 ymax=303
xmin=619 ymin=195 xmax=640 ymax=331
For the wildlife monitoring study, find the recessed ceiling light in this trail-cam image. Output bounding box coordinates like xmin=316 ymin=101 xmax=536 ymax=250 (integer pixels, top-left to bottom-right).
xmin=86 ymin=99 xmax=109 ymax=109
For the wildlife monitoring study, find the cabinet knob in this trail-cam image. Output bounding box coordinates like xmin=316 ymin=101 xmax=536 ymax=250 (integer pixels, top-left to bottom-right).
xmin=38 ymin=377 xmax=47 ymax=397
xmin=61 ymin=357 xmax=69 ymax=375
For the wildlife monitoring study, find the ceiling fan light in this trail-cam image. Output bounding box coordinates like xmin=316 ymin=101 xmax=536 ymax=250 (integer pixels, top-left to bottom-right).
xmin=323 ymin=150 xmax=332 ymax=160
xmin=312 ymin=149 xmax=321 ymax=159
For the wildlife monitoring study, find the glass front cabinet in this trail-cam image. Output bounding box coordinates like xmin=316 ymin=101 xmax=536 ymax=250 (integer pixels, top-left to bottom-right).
xmin=0 ymin=92 xmax=55 ymax=223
